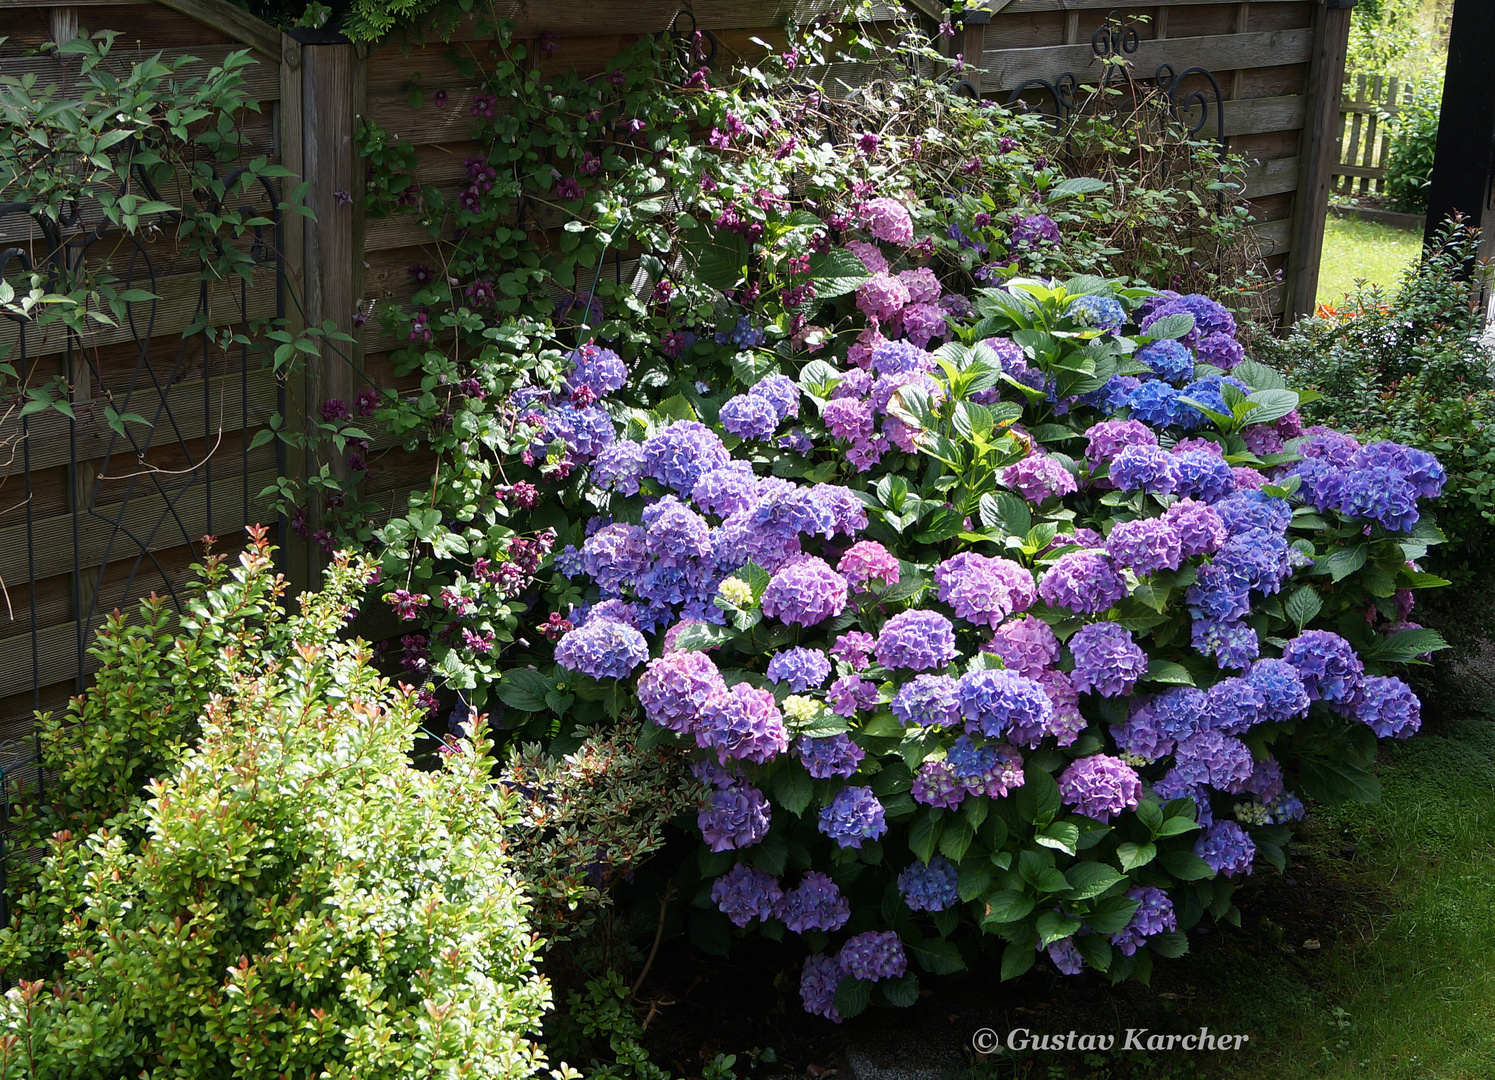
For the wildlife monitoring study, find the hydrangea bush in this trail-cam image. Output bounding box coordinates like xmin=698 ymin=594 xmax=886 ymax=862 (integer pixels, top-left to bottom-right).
xmin=513 ymin=267 xmax=1448 ymax=1019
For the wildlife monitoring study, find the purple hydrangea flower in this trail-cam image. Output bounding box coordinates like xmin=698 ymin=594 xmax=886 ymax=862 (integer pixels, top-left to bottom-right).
xmin=818 ymin=786 xmax=888 ymax=848
xmin=1058 ymin=754 xmax=1142 ymax=822
xmin=1171 ymin=450 xmax=1236 ymax=503
xmin=911 ymin=759 xmax=965 ymax=808
xmin=1194 ymin=819 xmax=1255 ymax=877
xmin=898 ymin=855 xmax=959 ymax=912
xmin=1356 ymin=441 xmax=1445 ymax=499
xmin=697 ymin=684 xmax=789 ymax=764
xmin=1192 ymin=617 xmax=1260 ymax=671
xmin=1110 ymin=445 xmax=1178 ymax=495
xmin=798 ymin=734 xmax=865 ymax=778
xmin=957 ymin=669 xmax=1053 ymax=739
xmin=827 ymin=675 xmax=879 ymax=716
xmin=767 ymin=647 xmax=832 ymax=692
xmin=642 ymin=496 xmax=713 ymax=567
xmin=1348 ymin=675 xmax=1421 ymax=738
xmin=1039 ymin=550 xmax=1127 ymax=614
xmin=862 ymin=197 xmax=914 ymax=244
xmin=1142 ymin=293 xmax=1235 ymax=345
xmin=1105 ymin=517 xmax=1183 ymax=576
xmin=871 ymin=339 xmax=934 ymax=376
xmin=1282 ymin=630 xmax=1364 ymax=704
xmin=1047 ymin=937 xmax=1084 ymax=975
xmin=1335 ymin=467 xmax=1421 ymax=532
xmin=711 ymin=864 xmax=784 ymax=926
xmin=1064 ymin=294 xmax=1126 ymax=331
xmin=1111 ymin=886 xmax=1177 ymax=956
xmin=1002 ymin=454 xmax=1078 ymax=503
xmin=800 ymin=953 xmax=844 ymax=1021
xmin=642 ymin=420 xmax=731 ymax=494
xmin=691 ymin=464 xmax=760 ymax=517
xmin=984 ymin=615 xmax=1061 ymax=678
xmin=1009 ymin=213 xmax=1061 ymax=253
xmin=762 ymin=558 xmax=849 ymax=626
xmin=779 ymin=872 xmax=851 ymax=933
xmin=1069 ymin=621 xmax=1148 ymax=698
xmin=1030 ymin=669 xmax=1088 ymax=746
xmin=719 ymin=393 xmax=781 ymax=441
xmin=1245 ymin=658 xmax=1311 ymax=722
xmin=554 ymin=618 xmax=649 ymax=679
xmin=637 ymin=651 xmax=727 ymax=733
xmin=567 ymin=343 xmax=627 ymax=395
xmin=936 ymin=552 xmax=1037 ymax=628
xmin=1164 ymin=498 xmax=1227 ymax=556
xmin=857 ymin=272 xmax=911 ymax=320
xmin=839 ymin=930 xmax=908 ymax=981
xmin=1173 ymin=729 xmax=1255 ymax=791
xmin=1196 ymin=331 xmax=1244 ymax=371
xmin=699 ymin=782 xmax=772 ymax=851
xmin=591 ymin=440 xmax=646 ymax=495
xmin=1085 ymin=419 xmax=1158 ymax=465
xmin=875 ymin=609 xmax=958 ymax=671
xmin=892 ymin=674 xmax=963 ymax=728
xmin=832 ymin=631 xmax=877 ymax=669
xmin=750 ymin=373 xmax=802 ymax=420
xmin=1111 ymin=699 xmax=1176 ymax=760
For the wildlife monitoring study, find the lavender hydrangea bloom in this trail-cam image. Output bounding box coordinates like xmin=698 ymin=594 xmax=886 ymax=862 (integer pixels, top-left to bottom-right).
xmin=1009 ymin=213 xmax=1061 ymax=253
xmin=1192 ymin=617 xmax=1260 ymax=671
xmin=826 ymin=674 xmax=879 ymax=717
xmin=800 ymin=953 xmax=845 ymax=1021
xmin=643 ymin=420 xmax=731 ymax=494
xmin=1047 ymin=938 xmax=1085 ymax=975
xmin=957 ymin=669 xmax=1053 ymax=739
xmin=1245 ymin=658 xmax=1311 ymax=722
xmin=1173 ymin=729 xmax=1255 ymax=790
xmin=1171 ymin=450 xmax=1236 ymax=503
xmin=767 ymin=647 xmax=832 ymax=692
xmin=911 ymin=760 xmax=965 ymax=808
xmin=1137 ymin=339 xmax=1194 ymax=382
xmin=1111 ymin=700 xmax=1176 ymax=761
xmin=871 ymin=339 xmax=934 ymax=375
xmin=892 ymin=674 xmax=963 ymax=728
xmin=1002 ymin=454 xmax=1078 ymax=503
xmin=798 ymin=734 xmax=865 ymax=778
xmin=697 ymin=684 xmax=789 ymax=765
xmin=642 ymin=496 xmax=713 ymax=567
xmin=1039 ymin=550 xmax=1127 ymax=614
xmin=1356 ymin=440 xmax=1445 ymax=498
xmin=839 ymin=540 xmax=902 ymax=588
xmin=818 ymin=786 xmax=888 ymax=848
xmin=832 ymin=631 xmax=877 ymax=669
xmin=1349 ymin=675 xmax=1421 ymax=738
xmin=840 ymin=930 xmax=908 ymax=981
xmin=1164 ymin=498 xmax=1227 ymax=556
xmin=1106 ymin=517 xmax=1184 ymax=576
xmin=1282 ymin=630 xmax=1364 ymax=704
xmin=761 ymin=558 xmax=849 ymax=626
xmin=582 ymin=523 xmax=650 ymax=593
xmin=1142 ymin=293 xmax=1236 ymax=344
xmin=1111 ymin=886 xmax=1177 ymax=956
xmin=719 ymin=393 xmax=781 ymax=441
xmin=567 ymin=343 xmax=628 ymax=395
xmin=554 ymin=618 xmax=650 ymax=679
xmin=1335 ymin=467 xmax=1421 ymax=532
xmin=1196 ymin=331 xmax=1244 ymax=371
xmin=637 ymin=651 xmax=727 ymax=733
xmin=699 ymin=782 xmax=772 ymax=851
xmin=956 ymin=740 xmax=1025 ymax=798
xmin=857 ymin=272 xmax=911 ymax=320
xmin=1110 ymin=444 xmax=1178 ymax=495
xmin=711 ymin=864 xmax=784 ymax=926
xmin=1194 ymin=820 xmax=1255 ymax=877
xmin=1085 ymin=418 xmax=1159 ymax=465
xmin=750 ymin=373 xmax=802 ymax=420
xmin=875 ymin=609 xmax=958 ymax=671
xmin=779 ymin=872 xmax=851 ymax=933
xmin=1058 ymin=754 xmax=1142 ymax=822
xmin=898 ymin=855 xmax=960 ymax=912
xmin=691 ymin=464 xmax=759 ymax=517
xmin=862 ymin=197 xmax=914 ymax=244
xmin=1069 ymin=622 xmax=1148 ymax=698
xmin=591 ymin=440 xmax=646 ymax=495
xmin=936 ymin=552 xmax=1037 ymax=628
xmin=984 ymin=615 xmax=1061 ymax=677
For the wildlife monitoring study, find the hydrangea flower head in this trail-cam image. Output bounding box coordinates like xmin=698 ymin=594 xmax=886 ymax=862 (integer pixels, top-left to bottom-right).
xmin=1110 ymin=444 xmax=1178 ymax=495
xmin=567 ymin=343 xmax=627 ymax=395
xmin=839 ymin=541 xmax=902 ymax=588
xmin=711 ymin=864 xmax=783 ymax=927
xmin=1282 ymin=629 xmax=1364 ymax=704
xmin=1164 ymin=498 xmax=1227 ymax=556
xmin=892 ymin=673 xmax=963 ymax=728
xmin=779 ymin=872 xmax=851 ymax=933
xmin=957 ymin=669 xmax=1053 ymax=739
xmin=800 ymin=953 xmax=845 ymax=1021
xmin=1039 ymin=549 xmax=1127 ymax=614
xmin=857 ymin=272 xmax=911 ymax=320
xmin=767 ymin=647 xmax=832 ymax=692
xmin=699 ymin=782 xmax=772 ymax=851
xmin=936 ymin=552 xmax=1037 ymax=628
xmin=911 ymin=759 xmax=965 ymax=808
xmin=1002 ymin=454 xmax=1078 ymax=503
xmin=1349 ymin=675 xmax=1421 ymax=738
xmin=798 ymin=733 xmax=865 ymax=778
xmin=871 ymin=339 xmax=935 ymax=376
xmin=839 ymin=930 xmax=908 ymax=981
xmin=1064 ymin=294 xmax=1126 ymax=331
xmin=719 ymin=393 xmax=781 ymax=441
xmin=1068 ymin=621 xmax=1148 ymax=697
xmin=875 ymin=609 xmax=958 ymax=671
xmin=898 ymin=855 xmax=960 ymax=912
xmin=862 ymin=197 xmax=915 ymax=244
xmin=750 ymin=373 xmax=801 ymax=420
xmin=697 ymin=684 xmax=789 ymax=764
xmin=1194 ymin=819 xmax=1255 ymax=877
xmin=984 ymin=615 xmax=1061 ymax=677
xmin=637 ymin=651 xmax=727 ymax=733
xmin=1106 ymin=517 xmax=1183 ymax=576
xmin=554 ymin=617 xmax=650 ymax=679
xmin=1137 ymin=339 xmax=1194 ymax=382
xmin=642 ymin=420 xmax=730 ymax=494
xmin=1058 ymin=754 xmax=1142 ymax=821
xmin=1173 ymin=729 xmax=1254 ymax=790
xmin=1086 ymin=418 xmax=1158 ymax=465
xmin=761 ymin=558 xmax=849 ymax=626
xmin=818 ymin=786 xmax=888 ymax=848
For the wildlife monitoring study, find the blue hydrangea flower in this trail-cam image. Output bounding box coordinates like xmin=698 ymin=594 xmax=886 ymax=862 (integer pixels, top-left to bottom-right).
xmin=767 ymin=647 xmax=832 ymax=692
xmin=553 ymin=617 xmax=649 ymax=679
xmin=1110 ymin=445 xmax=1178 ymax=495
xmin=711 ymin=864 xmax=783 ymax=927
xmin=778 ymin=871 xmax=850 ymax=933
xmin=897 ymin=855 xmax=960 ymax=912
xmin=567 ymin=343 xmax=628 ymax=395
xmin=798 ymin=734 xmax=865 ymax=779
xmin=818 ymin=786 xmax=888 ymax=848
xmin=1137 ymin=339 xmax=1194 ymax=382
xmin=1194 ymin=819 xmax=1255 ymax=877
xmin=641 ymin=420 xmax=731 ymax=495
xmin=892 ymin=673 xmax=963 ymax=728
xmin=1126 ymin=381 xmax=1183 ymax=427
xmin=956 ymin=669 xmax=1053 ymax=738
xmin=838 ymin=930 xmax=907 ymax=981
xmin=750 ymin=373 xmax=802 ymax=420
xmin=1245 ymin=658 xmax=1311 ymax=722
xmin=1111 ymin=886 xmax=1176 ymax=956
xmin=719 ymin=393 xmax=781 ymax=442
xmin=1192 ymin=617 xmax=1259 ymax=671
xmin=1064 ymin=294 xmax=1126 ymax=331
xmin=1282 ymin=629 xmax=1364 ymax=704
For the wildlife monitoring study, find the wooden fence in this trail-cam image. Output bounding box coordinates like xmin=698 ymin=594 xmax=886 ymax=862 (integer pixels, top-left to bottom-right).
xmin=0 ymin=0 xmax=1353 ymax=759
xmin=1333 ymin=72 xmax=1402 ymax=197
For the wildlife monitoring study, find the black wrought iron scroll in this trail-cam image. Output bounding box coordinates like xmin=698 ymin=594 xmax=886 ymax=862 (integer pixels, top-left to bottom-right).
xmin=0 ymin=156 xmax=286 ymax=827
xmin=1004 ymin=11 xmax=1227 ymax=156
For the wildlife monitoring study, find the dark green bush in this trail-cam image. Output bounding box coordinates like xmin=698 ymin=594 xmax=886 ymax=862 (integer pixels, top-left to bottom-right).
xmin=1381 ymin=78 xmax=1441 ymax=215
xmin=1262 ymin=219 xmax=1495 ymax=580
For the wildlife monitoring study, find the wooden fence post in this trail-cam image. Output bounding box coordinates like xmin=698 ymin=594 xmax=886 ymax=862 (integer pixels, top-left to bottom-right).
xmin=1284 ymin=0 xmax=1355 ymax=324
xmin=290 ymin=27 xmax=365 ymax=592
xmin=1422 ymin=0 xmax=1495 ymax=269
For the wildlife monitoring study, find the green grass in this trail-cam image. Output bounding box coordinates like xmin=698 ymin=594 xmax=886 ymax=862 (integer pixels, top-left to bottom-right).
xmin=1316 ymin=216 xmax=1424 ymax=308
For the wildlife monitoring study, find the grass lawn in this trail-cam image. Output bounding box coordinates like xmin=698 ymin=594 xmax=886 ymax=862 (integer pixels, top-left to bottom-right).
xmin=1316 ymin=215 xmax=1424 ymax=308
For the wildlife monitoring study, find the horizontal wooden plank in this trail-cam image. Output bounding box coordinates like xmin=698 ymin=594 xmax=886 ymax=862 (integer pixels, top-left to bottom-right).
xmin=0 ymin=266 xmax=280 ymax=359
xmin=979 ymin=28 xmax=1314 ymax=93
xmin=1331 ymin=163 xmax=1386 ymax=180
xmin=435 ymin=0 xmax=900 ymax=40
xmin=0 ymin=466 xmax=278 ymax=592
xmin=0 ymin=368 xmax=277 ymax=474
xmin=1222 ymin=94 xmax=1305 ymax=137
xmin=998 ymin=0 xmax=1303 ymax=10
xmin=1240 ymin=154 xmax=1300 ymax=198
xmin=154 ymin=0 xmax=281 ymax=59
xmin=1339 ymin=101 xmax=1400 ymax=115
xmin=0 ymin=44 xmax=278 ymax=102
xmin=1252 ymin=217 xmax=1292 ymax=255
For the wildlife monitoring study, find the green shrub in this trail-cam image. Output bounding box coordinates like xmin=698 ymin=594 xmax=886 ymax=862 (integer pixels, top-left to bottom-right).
xmin=1381 ymin=78 xmax=1441 ymax=215
xmin=0 ymin=539 xmax=564 ymax=1080
xmin=1262 ymin=219 xmax=1495 ymax=580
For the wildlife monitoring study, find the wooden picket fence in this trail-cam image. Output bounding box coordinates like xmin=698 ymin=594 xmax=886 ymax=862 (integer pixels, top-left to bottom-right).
xmin=1334 ymin=72 xmax=1403 ymax=197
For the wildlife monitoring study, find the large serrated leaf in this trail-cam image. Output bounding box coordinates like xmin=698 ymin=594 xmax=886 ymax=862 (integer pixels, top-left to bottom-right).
xmin=808 ymin=247 xmax=872 ymax=299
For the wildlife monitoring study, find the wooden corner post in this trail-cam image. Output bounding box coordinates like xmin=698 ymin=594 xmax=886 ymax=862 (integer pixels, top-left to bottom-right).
xmin=291 ymin=28 xmax=366 ymax=594
xmin=1284 ymin=0 xmax=1355 ymax=325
